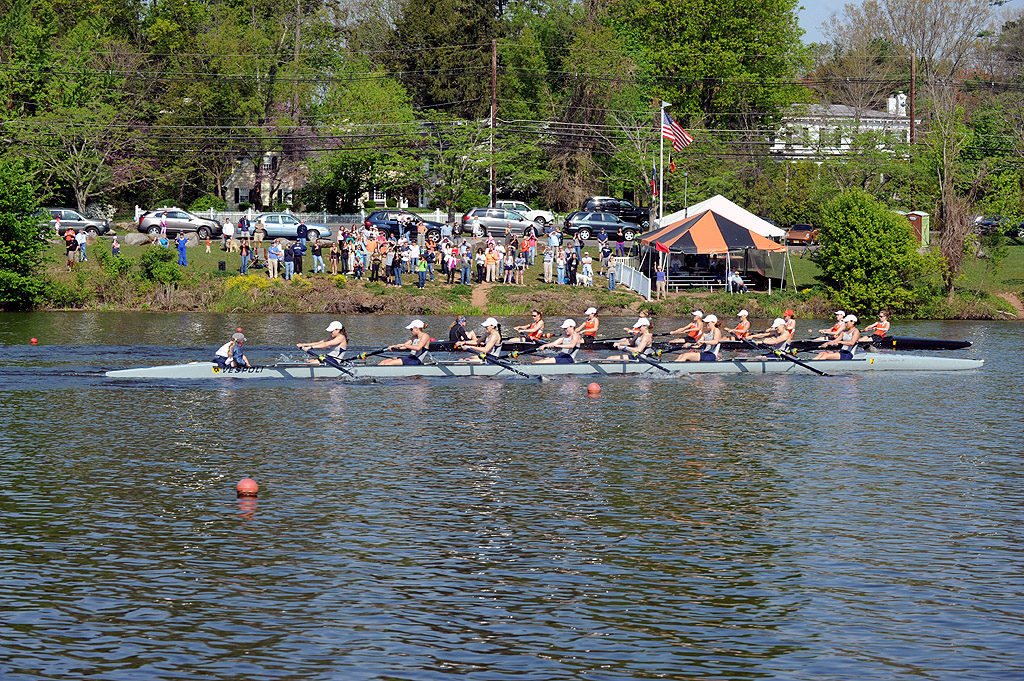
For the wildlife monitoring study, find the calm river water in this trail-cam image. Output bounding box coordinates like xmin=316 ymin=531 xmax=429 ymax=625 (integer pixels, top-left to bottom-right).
xmin=0 ymin=312 xmax=1020 ymax=680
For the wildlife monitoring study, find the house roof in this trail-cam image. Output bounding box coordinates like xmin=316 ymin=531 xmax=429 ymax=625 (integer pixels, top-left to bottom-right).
xmin=786 ymin=103 xmax=908 ymax=121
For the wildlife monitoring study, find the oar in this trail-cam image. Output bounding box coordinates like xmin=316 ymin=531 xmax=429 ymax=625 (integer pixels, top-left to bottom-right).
xmin=350 ymin=347 xmax=392 ymax=361
xmin=630 ymin=349 xmax=673 ymax=373
xmin=464 ymin=349 xmax=545 ymax=382
xmin=303 ymin=348 xmax=355 ymax=377
xmin=737 ymin=337 xmax=829 ymax=377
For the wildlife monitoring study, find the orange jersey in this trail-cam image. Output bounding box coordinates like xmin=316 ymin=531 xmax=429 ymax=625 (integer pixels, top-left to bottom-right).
xmin=581 ymin=319 xmax=598 ymax=337
xmin=733 ymin=320 xmax=750 ymax=338
xmin=873 ymin=320 xmax=890 ymax=337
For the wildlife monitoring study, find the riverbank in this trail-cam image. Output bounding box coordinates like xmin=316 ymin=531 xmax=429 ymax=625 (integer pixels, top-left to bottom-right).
xmin=37 ymin=238 xmax=1023 ymax=319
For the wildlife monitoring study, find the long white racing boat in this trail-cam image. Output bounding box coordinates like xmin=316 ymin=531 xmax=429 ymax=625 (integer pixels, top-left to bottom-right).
xmin=105 ymin=353 xmax=983 ymax=380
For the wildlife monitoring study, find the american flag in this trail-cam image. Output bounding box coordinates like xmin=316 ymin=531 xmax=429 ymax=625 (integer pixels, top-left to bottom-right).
xmin=662 ymin=111 xmax=694 ymax=151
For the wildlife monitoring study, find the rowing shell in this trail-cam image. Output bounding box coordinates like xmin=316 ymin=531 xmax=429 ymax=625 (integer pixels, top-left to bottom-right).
xmin=106 ymin=353 xmax=983 ymax=380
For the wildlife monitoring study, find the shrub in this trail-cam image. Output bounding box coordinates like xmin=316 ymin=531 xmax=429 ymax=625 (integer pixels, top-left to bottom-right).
xmin=189 ymin=194 xmax=227 ymax=212
xmin=815 ymin=190 xmax=933 ymax=314
xmin=225 ymin=274 xmax=274 ymax=293
xmin=332 ymin=274 xmax=347 ymax=288
xmin=385 ymin=197 xmax=397 ymax=208
xmin=84 ymin=202 xmax=116 ymax=221
xmin=138 ymin=247 xmax=182 ymax=284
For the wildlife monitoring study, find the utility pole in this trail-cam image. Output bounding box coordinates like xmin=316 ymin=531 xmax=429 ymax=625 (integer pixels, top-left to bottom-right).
xmin=490 ymin=39 xmax=497 ymax=208
xmin=909 ymin=53 xmax=916 ymax=144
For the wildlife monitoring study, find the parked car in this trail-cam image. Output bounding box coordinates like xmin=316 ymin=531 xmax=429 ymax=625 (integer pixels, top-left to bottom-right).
xmin=364 ymin=210 xmax=449 ymax=242
xmin=562 ymin=211 xmax=641 ymax=242
xmin=255 ymin=213 xmax=332 ymax=241
xmin=495 ymin=200 xmax=555 ymax=226
xmin=461 ymin=207 xmax=539 ymax=237
xmin=785 ymin=224 xmax=819 ymax=245
xmin=580 ymin=196 xmax=649 ymax=230
xmin=138 ymin=208 xmax=222 ymax=239
xmin=44 ymin=208 xmax=111 ymax=236
xmin=975 ymin=215 xmax=1024 ymax=239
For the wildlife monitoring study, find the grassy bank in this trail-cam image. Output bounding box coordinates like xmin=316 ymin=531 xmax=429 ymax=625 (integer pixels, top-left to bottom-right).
xmin=37 ymin=238 xmax=1024 ymax=319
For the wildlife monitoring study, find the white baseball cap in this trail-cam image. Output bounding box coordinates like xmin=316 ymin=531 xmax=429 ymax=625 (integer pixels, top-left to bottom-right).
xmin=835 ymin=310 xmax=845 ymax=317
xmin=405 ymin=319 xmax=425 ymax=329
xmin=771 ymin=318 xmax=786 ymax=328
xmin=326 ymin=321 xmax=344 ymax=332
xmin=737 ymin=309 xmax=749 ymax=317
xmin=482 ymin=317 xmax=499 ymax=327
xmin=585 ymin=307 xmax=597 ymax=315
xmin=561 ymin=318 xmax=577 ymax=329
xmin=691 ymin=310 xmax=703 ymax=317
xmin=843 ymin=314 xmax=858 ymax=323
xmin=703 ymin=314 xmax=718 ymax=323
xmin=633 ymin=317 xmax=651 ymax=328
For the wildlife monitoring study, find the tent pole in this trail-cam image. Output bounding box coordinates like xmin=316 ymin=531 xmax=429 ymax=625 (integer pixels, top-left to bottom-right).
xmin=726 ymin=251 xmax=731 ymax=293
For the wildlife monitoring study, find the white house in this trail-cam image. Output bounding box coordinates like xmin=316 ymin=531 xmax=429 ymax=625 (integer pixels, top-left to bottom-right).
xmin=771 ymin=95 xmax=916 ymax=160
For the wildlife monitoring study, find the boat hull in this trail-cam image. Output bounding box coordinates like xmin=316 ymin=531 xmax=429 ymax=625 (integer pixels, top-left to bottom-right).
xmin=105 ymin=353 xmax=983 ymax=380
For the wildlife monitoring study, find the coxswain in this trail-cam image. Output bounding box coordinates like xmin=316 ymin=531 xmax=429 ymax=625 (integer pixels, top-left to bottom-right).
xmin=214 ymin=332 xmax=250 ymax=368
xmin=811 ymin=310 xmax=845 ymax=341
xmin=668 ymin=310 xmax=704 ymax=344
xmin=746 ymin=318 xmax=792 ymax=356
xmin=862 ymin=311 xmax=890 ymax=339
xmin=676 ymin=315 xmax=723 ymax=362
xmin=535 ymin=319 xmax=582 ymax=364
xmin=297 ymin=320 xmax=348 ymax=364
xmin=783 ymin=308 xmax=797 ymax=339
xmin=580 ymin=307 xmax=600 ymax=346
xmin=814 ymin=314 xmax=860 ymax=360
xmin=514 ymin=309 xmax=545 ymax=342
xmin=379 ymin=319 xmax=431 ymax=365
xmin=458 ymin=317 xmax=503 ymax=362
xmin=448 ymin=316 xmax=479 ymax=346
xmin=726 ymin=309 xmax=751 ymax=339
xmin=608 ymin=318 xmax=654 ymax=360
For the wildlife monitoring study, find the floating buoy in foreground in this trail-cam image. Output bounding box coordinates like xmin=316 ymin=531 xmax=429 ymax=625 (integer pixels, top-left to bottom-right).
xmin=236 ymin=478 xmax=259 ymax=497
xmin=587 ymin=382 xmax=601 ymax=395
xmin=236 ymin=327 xmax=243 ymax=333
xmin=29 ymin=338 xmax=38 ymax=345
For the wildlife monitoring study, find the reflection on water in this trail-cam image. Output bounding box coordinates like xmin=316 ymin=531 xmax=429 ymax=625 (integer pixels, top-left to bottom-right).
xmin=0 ymin=313 xmax=1020 ymax=680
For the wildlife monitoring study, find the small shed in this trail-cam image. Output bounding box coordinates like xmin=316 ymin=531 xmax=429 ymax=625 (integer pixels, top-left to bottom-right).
xmin=905 ymin=211 xmax=930 ymax=246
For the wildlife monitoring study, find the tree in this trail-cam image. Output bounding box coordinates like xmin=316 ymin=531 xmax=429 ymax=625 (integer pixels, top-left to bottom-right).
xmin=0 ymin=159 xmax=48 ymax=310
xmin=815 ymin=189 xmax=933 ymax=313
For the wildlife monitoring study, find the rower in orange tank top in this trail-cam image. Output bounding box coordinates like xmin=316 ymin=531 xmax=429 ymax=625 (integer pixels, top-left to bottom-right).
xmin=863 ymin=311 xmax=891 ymax=338
xmin=726 ymin=309 xmax=751 ymax=339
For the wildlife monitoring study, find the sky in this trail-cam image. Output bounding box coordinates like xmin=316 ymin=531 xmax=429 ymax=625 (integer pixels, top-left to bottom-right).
xmin=798 ymin=0 xmax=1024 ymax=44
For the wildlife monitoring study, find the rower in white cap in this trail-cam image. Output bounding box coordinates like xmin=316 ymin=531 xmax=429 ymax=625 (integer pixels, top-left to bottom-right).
xmin=297 ymin=320 xmax=348 ymax=364
xmin=379 ymin=319 xmax=431 ymax=365
xmin=580 ymin=307 xmax=600 ymax=346
xmin=535 ymin=319 xmax=582 ymax=364
xmin=608 ymin=318 xmax=654 ymax=360
xmin=457 ymin=317 xmax=504 ymax=361
xmin=726 ymin=309 xmax=751 ymax=339
xmin=668 ymin=310 xmax=705 ymax=344
xmin=675 ymin=314 xmax=722 ymax=362
xmin=811 ymin=310 xmax=846 ymax=341
xmin=814 ymin=314 xmax=860 ymax=360
xmin=745 ymin=317 xmax=793 ymax=356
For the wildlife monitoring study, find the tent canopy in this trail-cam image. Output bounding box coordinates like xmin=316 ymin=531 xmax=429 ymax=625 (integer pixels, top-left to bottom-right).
xmin=657 ymin=194 xmax=785 ymax=238
xmin=640 ymin=210 xmax=788 ymax=255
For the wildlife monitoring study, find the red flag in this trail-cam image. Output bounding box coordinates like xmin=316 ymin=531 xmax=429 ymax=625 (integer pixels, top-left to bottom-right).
xmin=651 ymin=159 xmax=658 ymax=196
xmin=669 ymin=160 xmax=676 ymax=172
xmin=655 ymin=241 xmax=670 ymax=254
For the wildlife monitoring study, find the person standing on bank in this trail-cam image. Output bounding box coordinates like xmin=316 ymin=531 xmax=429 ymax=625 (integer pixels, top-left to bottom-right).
xmin=176 ymin=232 xmax=189 ymax=266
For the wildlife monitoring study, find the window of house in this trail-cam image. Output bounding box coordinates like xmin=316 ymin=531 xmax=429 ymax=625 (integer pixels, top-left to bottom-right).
xmin=373 ymin=189 xmax=387 ymax=202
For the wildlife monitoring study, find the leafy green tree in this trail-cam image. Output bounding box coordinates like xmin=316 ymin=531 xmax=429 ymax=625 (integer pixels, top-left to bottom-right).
xmin=815 ymin=189 xmax=933 ymax=314
xmin=0 ymin=159 xmax=48 ymax=310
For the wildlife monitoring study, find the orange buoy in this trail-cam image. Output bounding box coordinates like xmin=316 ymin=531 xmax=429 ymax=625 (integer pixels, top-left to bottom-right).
xmin=29 ymin=338 xmax=38 ymax=345
xmin=587 ymin=382 xmax=601 ymax=395
xmin=236 ymin=478 xmax=259 ymax=497
xmin=236 ymin=327 xmax=243 ymax=333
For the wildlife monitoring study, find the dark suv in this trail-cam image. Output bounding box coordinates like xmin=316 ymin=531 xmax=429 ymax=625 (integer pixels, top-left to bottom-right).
xmin=580 ymin=197 xmax=650 ymax=230
xmin=364 ymin=210 xmax=450 ymax=242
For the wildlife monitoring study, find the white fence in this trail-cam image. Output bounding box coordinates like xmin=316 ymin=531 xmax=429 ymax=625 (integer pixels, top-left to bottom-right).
xmin=613 ymin=258 xmax=651 ymax=300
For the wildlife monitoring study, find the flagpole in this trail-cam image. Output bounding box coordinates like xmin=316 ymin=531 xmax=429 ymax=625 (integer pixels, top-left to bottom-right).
xmin=659 ymin=102 xmax=669 ymax=225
